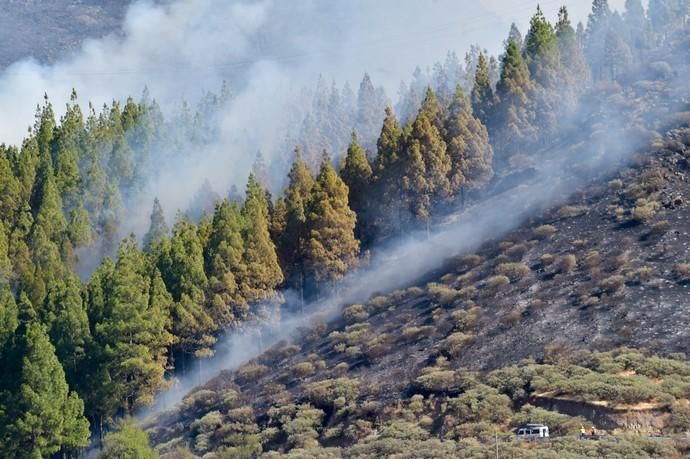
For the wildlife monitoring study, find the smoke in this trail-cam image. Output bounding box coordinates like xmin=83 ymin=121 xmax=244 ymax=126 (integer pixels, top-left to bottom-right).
xmin=0 ymin=0 xmax=637 ymax=237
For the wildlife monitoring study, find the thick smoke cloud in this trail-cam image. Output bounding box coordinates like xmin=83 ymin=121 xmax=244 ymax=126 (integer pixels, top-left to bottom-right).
xmin=0 ymin=0 xmax=633 ymax=234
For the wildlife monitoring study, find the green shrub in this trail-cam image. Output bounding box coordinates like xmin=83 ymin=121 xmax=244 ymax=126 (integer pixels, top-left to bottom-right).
xmin=303 ymin=378 xmax=360 ymax=408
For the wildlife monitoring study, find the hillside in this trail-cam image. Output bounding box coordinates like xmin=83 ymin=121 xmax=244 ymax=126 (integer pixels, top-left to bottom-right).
xmin=1 ymin=1 xmax=690 ymax=458
xmin=0 ymin=1 xmax=129 ymax=68
xmin=143 ymin=93 xmax=690 ymax=459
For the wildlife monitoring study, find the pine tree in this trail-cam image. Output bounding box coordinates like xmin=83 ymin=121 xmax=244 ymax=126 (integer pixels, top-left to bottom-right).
xmin=556 ymin=6 xmax=591 ymax=90
xmin=524 ymin=6 xmax=560 ymax=88
xmin=506 ymin=23 xmax=524 ymax=49
xmin=0 ymin=279 xmax=18 ymax=355
xmin=279 ymin=149 xmax=314 ymax=283
xmin=648 ymin=0 xmax=674 ymax=34
xmin=67 ymin=203 xmax=94 ymax=248
xmin=340 ymin=131 xmax=373 ymax=242
xmin=585 ymin=0 xmax=612 ymax=81
xmin=252 ymin=151 xmax=270 ymax=189
xmin=158 ymin=216 xmax=214 ymax=358
xmin=373 ymin=107 xmax=404 ymax=236
xmin=239 ymin=174 xmax=283 ymax=304
xmin=204 ymin=199 xmax=246 ymax=325
xmin=444 ymin=87 xmax=494 ymax=201
xmin=33 ymin=172 xmax=67 ymax=241
xmin=355 ymin=73 xmax=386 ymax=149
xmin=0 ymin=321 xmax=89 ymax=457
xmin=418 ymin=87 xmax=444 ymax=132
xmin=87 ymin=237 xmax=172 ymax=416
xmin=470 ymin=53 xmax=494 ymax=127
xmin=303 ymin=157 xmax=360 ymax=283
xmin=623 ymin=0 xmax=650 ymax=57
xmin=0 ymin=150 xmax=22 ymax=229
xmin=42 ymin=274 xmax=90 ymax=385
xmin=99 ymin=418 xmax=157 ymax=459
xmin=492 ymin=40 xmax=537 ymax=163
xmin=143 ymin=198 xmax=169 ymax=250
xmin=52 ymin=98 xmax=84 ymax=210
xmin=401 ymin=110 xmax=450 ymax=230
xmin=604 ymin=29 xmax=633 ymax=79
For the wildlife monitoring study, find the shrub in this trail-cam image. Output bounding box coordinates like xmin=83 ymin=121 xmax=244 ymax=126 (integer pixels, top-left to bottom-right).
xmin=440 ymin=332 xmax=472 ymax=357
xmin=559 ymin=205 xmax=588 ymax=218
xmin=650 ymin=220 xmax=671 ymax=235
xmin=451 ymin=307 xmax=481 ymax=331
xmin=367 ymin=296 xmax=390 ymax=313
xmin=631 ymin=198 xmax=659 ymax=222
xmin=414 ymin=369 xmax=460 ymax=393
xmin=540 ymin=253 xmax=555 ymax=266
xmin=456 ymin=271 xmax=477 ymax=285
xmin=559 ymin=254 xmax=577 ymax=273
xmin=427 ymin=283 xmax=461 ymax=306
xmin=486 ymin=275 xmax=510 ymax=290
xmin=446 ymin=385 xmax=512 ymax=424
xmin=665 ymin=402 xmax=690 ymax=434
xmin=293 ymin=361 xmax=316 ymax=378
xmin=599 ymin=275 xmax=626 ymax=294
xmin=534 ymin=224 xmax=557 ymax=239
xmin=495 ymin=262 xmax=530 ymax=280
xmin=343 ymin=304 xmax=369 ymax=323
xmin=505 ymin=243 xmax=528 ymax=260
xmin=583 ymin=250 xmax=601 ymax=268
xmin=608 ymin=178 xmax=624 ymax=189
xmin=402 ymin=326 xmax=435 ymax=343
xmin=672 ymin=264 xmax=690 ymax=282
xmin=303 ymin=378 xmax=360 ymax=408
xmin=460 ymin=254 xmax=482 ymax=268
xmin=502 ymin=306 xmax=525 ymax=325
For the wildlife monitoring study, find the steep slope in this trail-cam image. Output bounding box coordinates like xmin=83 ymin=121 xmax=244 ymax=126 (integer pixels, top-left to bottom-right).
xmin=143 ymin=124 xmax=690 ymax=457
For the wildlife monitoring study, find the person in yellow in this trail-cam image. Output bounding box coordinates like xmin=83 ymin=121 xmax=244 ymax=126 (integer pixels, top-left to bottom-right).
xmin=580 ymin=425 xmax=586 ymax=438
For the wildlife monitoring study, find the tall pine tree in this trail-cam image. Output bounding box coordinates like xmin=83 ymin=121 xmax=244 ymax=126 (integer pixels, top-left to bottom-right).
xmin=303 ymin=156 xmax=360 ymax=283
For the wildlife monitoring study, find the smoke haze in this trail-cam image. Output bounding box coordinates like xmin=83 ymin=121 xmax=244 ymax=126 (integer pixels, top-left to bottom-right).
xmin=0 ymin=0 xmax=641 ymax=235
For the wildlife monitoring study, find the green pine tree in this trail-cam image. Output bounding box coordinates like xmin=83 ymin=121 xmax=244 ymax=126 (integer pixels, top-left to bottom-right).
xmin=204 ymin=199 xmax=246 ymax=326
xmin=143 ymin=198 xmax=169 ymax=251
xmin=0 ymin=321 xmax=89 ymax=458
xmin=303 ymin=157 xmax=360 ymax=283
xmin=240 ymin=174 xmax=284 ymax=304
xmin=492 ymin=40 xmax=537 ymax=163
xmin=340 ymin=131 xmax=373 ymax=242
xmin=444 ymin=86 xmax=494 ymax=201
xmin=470 ymin=53 xmax=494 ymax=127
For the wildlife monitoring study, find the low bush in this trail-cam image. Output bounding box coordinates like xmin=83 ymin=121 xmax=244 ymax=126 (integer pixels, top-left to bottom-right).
xmin=559 ymin=254 xmax=577 ymax=273
xmin=343 ymin=304 xmax=369 ymax=323
xmin=495 ymin=262 xmax=530 ymax=280
xmin=486 ymin=275 xmax=510 ymax=290
xmin=599 ymin=274 xmax=626 ymax=294
xmin=534 ymin=224 xmax=557 ymax=239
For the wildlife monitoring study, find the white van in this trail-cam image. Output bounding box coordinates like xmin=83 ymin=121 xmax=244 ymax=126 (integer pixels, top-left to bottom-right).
xmin=516 ymin=424 xmax=550 ymax=440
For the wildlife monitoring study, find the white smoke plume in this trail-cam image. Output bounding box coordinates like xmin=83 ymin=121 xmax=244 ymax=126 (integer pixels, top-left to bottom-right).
xmin=0 ymin=0 xmax=632 ymax=234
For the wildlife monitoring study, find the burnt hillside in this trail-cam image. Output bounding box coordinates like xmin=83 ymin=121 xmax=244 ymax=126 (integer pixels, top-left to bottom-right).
xmin=144 ymin=127 xmax=690 ymax=458
xmin=0 ymin=1 xmax=129 ymax=68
